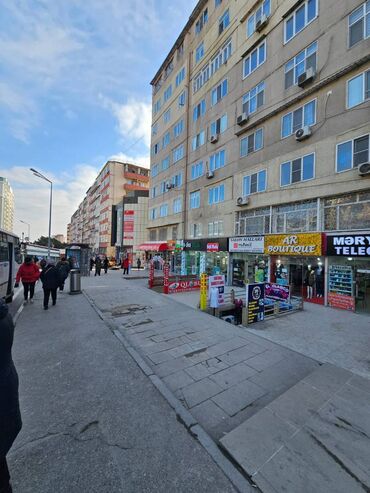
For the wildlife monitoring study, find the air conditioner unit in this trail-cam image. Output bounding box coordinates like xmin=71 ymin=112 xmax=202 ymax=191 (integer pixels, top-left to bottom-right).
xmin=295 ymin=126 xmax=312 ymax=141
xmin=358 ymin=162 xmax=370 ymax=176
xmin=166 ymin=182 xmax=174 ymax=190
xmin=237 ymin=113 xmax=249 ymax=126
xmin=236 ymin=196 xmax=249 ymax=207
xmin=297 ymin=67 xmax=316 ymax=87
xmin=256 ymin=14 xmax=268 ymax=32
xmin=210 ymin=134 xmax=219 ymax=143
xmin=206 ymin=170 xmax=215 ymax=179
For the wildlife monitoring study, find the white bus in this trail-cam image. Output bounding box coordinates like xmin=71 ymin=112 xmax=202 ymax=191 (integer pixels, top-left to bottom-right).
xmin=23 ymin=243 xmax=62 ymax=262
xmin=0 ymin=228 xmax=21 ymax=303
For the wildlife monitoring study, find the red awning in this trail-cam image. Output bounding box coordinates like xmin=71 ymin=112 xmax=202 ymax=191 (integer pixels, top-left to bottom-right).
xmin=138 ymin=242 xmax=168 ymax=252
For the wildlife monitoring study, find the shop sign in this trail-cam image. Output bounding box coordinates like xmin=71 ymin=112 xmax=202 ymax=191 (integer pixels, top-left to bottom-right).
xmin=209 ymin=275 xmax=225 ymax=304
xmin=123 ymin=210 xmax=134 ymax=240
xmin=265 ymin=283 xmax=290 ymax=301
xmin=207 ymin=242 xmax=219 ymax=252
xmin=264 ymin=233 xmax=322 ymax=256
xmin=326 ymin=234 xmax=370 ymax=257
xmin=168 ymin=279 xmax=201 ymax=293
xmin=229 ymin=236 xmax=264 ymax=253
xmin=328 ymin=293 xmax=355 ymax=311
xmin=246 ymin=283 xmax=265 ymax=324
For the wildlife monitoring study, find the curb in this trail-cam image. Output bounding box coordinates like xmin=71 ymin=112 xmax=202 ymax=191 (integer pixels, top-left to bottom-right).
xmin=82 ymin=290 xmax=256 ymax=493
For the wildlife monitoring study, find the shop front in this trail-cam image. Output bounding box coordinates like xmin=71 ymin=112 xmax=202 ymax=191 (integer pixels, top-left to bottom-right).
xmin=265 ymin=233 xmax=324 ymax=304
xmin=228 ymin=236 xmax=269 ymax=287
xmin=326 ymin=233 xmax=370 ymax=314
xmin=181 ymin=238 xmax=229 ymax=279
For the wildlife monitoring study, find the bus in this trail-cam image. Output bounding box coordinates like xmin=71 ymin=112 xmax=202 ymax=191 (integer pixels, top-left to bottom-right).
xmin=22 ymin=243 xmax=62 ymax=263
xmin=0 ymin=228 xmax=21 ymax=303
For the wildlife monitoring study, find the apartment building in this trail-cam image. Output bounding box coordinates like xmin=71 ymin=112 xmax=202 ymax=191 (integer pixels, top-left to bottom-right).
xmin=69 ymin=160 xmax=149 ymax=257
xmin=0 ymin=177 xmax=14 ymax=232
xmin=149 ymin=0 xmax=370 ymax=314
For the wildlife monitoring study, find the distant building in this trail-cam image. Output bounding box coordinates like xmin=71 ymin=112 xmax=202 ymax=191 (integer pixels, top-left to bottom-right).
xmin=66 ymin=223 xmax=72 ymax=243
xmin=53 ymin=234 xmax=65 ymax=244
xmin=0 ymin=177 xmax=14 ymax=232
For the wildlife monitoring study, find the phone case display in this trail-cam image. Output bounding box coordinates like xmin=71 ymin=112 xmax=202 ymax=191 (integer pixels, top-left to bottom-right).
xmin=329 ymin=265 xmax=353 ymax=296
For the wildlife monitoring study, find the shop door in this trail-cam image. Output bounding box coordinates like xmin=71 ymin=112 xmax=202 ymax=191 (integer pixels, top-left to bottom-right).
xmin=290 ymin=263 xmax=303 ymax=297
xmin=232 ymin=259 xmax=245 ymax=287
xmin=356 ymin=270 xmax=370 ymax=314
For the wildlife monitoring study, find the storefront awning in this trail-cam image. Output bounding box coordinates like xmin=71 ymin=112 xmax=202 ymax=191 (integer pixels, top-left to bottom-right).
xmin=138 ymin=242 xmax=168 ymax=252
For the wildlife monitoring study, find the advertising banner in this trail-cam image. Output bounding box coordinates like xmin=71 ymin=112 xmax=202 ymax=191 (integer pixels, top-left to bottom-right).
xmin=326 ymin=234 xmax=370 ymax=257
xmin=168 ymin=279 xmax=201 ymax=294
xmin=123 ymin=210 xmax=135 ymax=240
xmin=265 ymin=283 xmax=290 ymax=301
xmin=207 ymin=242 xmax=219 ymax=252
xmin=328 ymin=293 xmax=355 ymax=311
xmin=264 ymin=233 xmax=322 ymax=256
xmin=209 ymin=275 xmax=225 ymax=304
xmin=246 ymin=283 xmax=265 ymax=324
xmin=229 ymin=236 xmax=264 ymax=253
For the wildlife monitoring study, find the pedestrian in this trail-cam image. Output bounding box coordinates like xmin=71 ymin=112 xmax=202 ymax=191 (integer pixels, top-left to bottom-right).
xmin=0 ymin=299 xmax=22 ymax=493
xmin=89 ymin=257 xmax=95 ymax=272
xmin=136 ymin=257 xmax=141 ymax=270
xmin=95 ymin=257 xmax=102 ymax=276
xmin=122 ymin=257 xmax=129 ymax=275
xmin=103 ymin=257 xmax=109 ymax=274
xmin=40 ymin=261 xmax=60 ymax=310
xmin=14 ymin=256 xmax=40 ymax=305
xmin=56 ymin=256 xmax=70 ymax=291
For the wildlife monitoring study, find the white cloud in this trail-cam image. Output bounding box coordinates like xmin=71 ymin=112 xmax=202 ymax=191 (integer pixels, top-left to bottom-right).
xmin=109 ymin=152 xmax=150 ymax=169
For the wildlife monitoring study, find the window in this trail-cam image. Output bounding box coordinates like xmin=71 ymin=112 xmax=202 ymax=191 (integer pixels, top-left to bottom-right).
xmin=324 ymin=192 xmax=370 ymax=231
xmin=281 ymin=100 xmax=316 ymax=138
xmin=208 ymin=220 xmax=223 ymax=236
xmin=159 ymin=228 xmax=167 ymax=241
xmin=193 ymin=99 xmax=206 ymax=121
xmin=178 ymin=90 xmax=186 ymax=107
xmin=162 ymin=132 xmax=170 ymax=148
xmin=215 ymin=0 xmax=222 ymax=7
xmin=173 ymin=145 xmax=184 ymax=162
xmin=161 ymin=156 xmax=170 ymax=171
xmin=208 ymin=184 xmax=225 ymax=204
xmin=150 ymin=208 xmax=157 ymax=220
xmin=173 ymin=119 xmax=184 ymax=138
xmin=235 ymin=207 xmax=270 ymax=235
xmin=164 ymin=85 xmax=172 ymax=102
xmin=160 ymin=181 xmax=166 ymax=194
xmin=272 ymin=200 xmax=318 ymax=233
xmin=193 ymin=64 xmax=210 ymax=93
xmin=163 ymin=109 xmax=171 ymax=124
xmin=242 ymin=81 xmax=265 ymax=114
xmin=247 ymin=0 xmax=271 ymax=37
xmin=149 ymin=229 xmax=157 ymax=241
xmin=151 ymin=186 xmax=158 ymax=198
xmin=176 ymin=67 xmax=186 ymax=87
xmin=153 ymin=142 xmax=160 ymax=155
xmin=171 ymin=173 xmax=183 ymax=188
xmin=190 ymin=223 xmax=202 ymax=238
xmin=177 ymin=42 xmax=184 ymax=59
xmin=349 ymin=2 xmax=370 ymax=47
xmin=347 ymin=70 xmax=370 ymax=108
xmin=240 ymin=128 xmax=264 ymax=157
xmin=210 ymin=114 xmax=227 ymax=135
xmin=285 ymin=42 xmax=317 ymax=89
xmin=243 ymin=170 xmax=267 ymax=195
xmin=190 ymin=191 xmax=200 ymax=209
xmin=219 ymin=10 xmax=230 ymax=35
xmin=173 ymin=198 xmax=182 ymax=214
xmin=210 ymin=149 xmax=226 ymax=171
xmin=160 ymin=204 xmax=168 ymax=217
xmin=243 ymin=40 xmax=266 ymax=78
xmin=164 ymin=60 xmax=173 ymax=79
xmin=152 ymin=164 xmax=159 ymax=177
xmin=195 ymin=9 xmax=208 ymax=34
xmin=152 ymin=123 xmax=158 ymax=136
xmin=210 ymin=39 xmax=232 ymax=76
xmin=192 ymin=130 xmax=205 ymax=150
xmin=284 ymin=0 xmax=318 ymax=43
xmin=195 ymin=42 xmax=205 ymax=64
xmin=336 ymin=134 xmax=369 ymax=172
xmin=154 ymin=99 xmax=161 ymax=114
xmin=191 ymin=161 xmax=204 ymax=180
xmin=280 ymin=153 xmax=315 ymax=186
xmin=211 ymin=79 xmax=228 ymax=105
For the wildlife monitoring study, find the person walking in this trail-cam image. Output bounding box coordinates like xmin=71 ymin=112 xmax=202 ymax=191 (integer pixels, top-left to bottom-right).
xmin=40 ymin=261 xmax=60 ymax=310
xmin=56 ymin=257 xmax=70 ymax=291
xmin=103 ymin=257 xmax=109 ymax=274
xmin=95 ymin=257 xmax=102 ymax=276
xmin=89 ymin=257 xmax=95 ymax=272
xmin=122 ymin=257 xmax=129 ymax=275
xmin=0 ymin=299 xmax=22 ymax=493
xmin=136 ymin=257 xmax=141 ymax=270
xmin=14 ymin=256 xmax=40 ymax=305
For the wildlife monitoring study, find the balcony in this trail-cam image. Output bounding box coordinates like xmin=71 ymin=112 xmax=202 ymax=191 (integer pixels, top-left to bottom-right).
xmin=124 ymin=171 xmax=149 ymax=183
xmin=124 ymin=183 xmax=148 ymax=192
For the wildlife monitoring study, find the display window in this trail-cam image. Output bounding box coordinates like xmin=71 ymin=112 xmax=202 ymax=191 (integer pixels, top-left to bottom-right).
xmin=231 ymin=254 xmax=269 ymax=287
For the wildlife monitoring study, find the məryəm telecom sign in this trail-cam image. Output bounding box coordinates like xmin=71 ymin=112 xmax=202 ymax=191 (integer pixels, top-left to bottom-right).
xmin=326 ymin=234 xmax=370 ymax=256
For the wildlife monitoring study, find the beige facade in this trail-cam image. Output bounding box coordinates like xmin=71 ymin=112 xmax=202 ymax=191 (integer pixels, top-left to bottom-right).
xmin=0 ymin=177 xmax=14 ymax=232
xmin=69 ymin=161 xmax=149 ymax=257
xmin=148 ymin=0 xmax=370 ymax=243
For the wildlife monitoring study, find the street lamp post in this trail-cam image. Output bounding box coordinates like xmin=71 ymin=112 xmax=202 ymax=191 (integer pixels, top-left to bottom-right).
xmin=30 ymin=168 xmax=53 ymax=260
xmin=19 ymin=220 xmax=31 ymax=242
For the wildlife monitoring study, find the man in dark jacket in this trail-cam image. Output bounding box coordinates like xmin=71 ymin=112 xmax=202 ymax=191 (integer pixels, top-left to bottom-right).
xmin=56 ymin=257 xmax=70 ymax=291
xmin=40 ymin=261 xmax=60 ymax=310
xmin=94 ymin=257 xmax=102 ymax=276
xmin=0 ymin=299 xmax=22 ymax=492
xmin=103 ymin=257 xmax=109 ymax=274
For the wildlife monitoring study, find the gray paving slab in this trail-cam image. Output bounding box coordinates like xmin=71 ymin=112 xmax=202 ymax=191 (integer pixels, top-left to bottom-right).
xmin=185 ymin=363 xmax=214 ymax=381
xmin=191 ymin=400 xmax=230 ymax=429
xmin=245 ymin=349 xmax=286 ymax=372
xmin=182 ymin=378 xmax=224 ymax=408
xmin=219 ymin=345 xmax=266 ymax=366
xmin=209 ymin=362 xmax=258 ymax=390
xmin=212 ymin=380 xmax=266 ymax=416
xmin=162 ymin=370 xmax=195 ymax=392
xmin=301 ymin=363 xmax=353 ymax=394
xmin=207 ymin=337 xmax=250 ymax=358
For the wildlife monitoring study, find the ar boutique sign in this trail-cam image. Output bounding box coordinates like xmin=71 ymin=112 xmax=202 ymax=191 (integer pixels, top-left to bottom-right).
xmin=229 ymin=236 xmax=264 ymax=253
xmin=246 ymin=283 xmax=265 ymax=324
xmin=327 ymin=235 xmax=370 ymax=257
xmin=264 ymin=233 xmax=322 ymax=256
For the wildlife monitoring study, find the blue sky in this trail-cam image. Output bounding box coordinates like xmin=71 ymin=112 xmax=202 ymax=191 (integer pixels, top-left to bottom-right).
xmin=0 ymin=0 xmax=197 ymax=240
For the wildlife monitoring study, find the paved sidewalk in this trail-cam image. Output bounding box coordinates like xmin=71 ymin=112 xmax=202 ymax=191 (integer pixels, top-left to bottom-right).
xmin=10 ymin=286 xmax=237 ymax=493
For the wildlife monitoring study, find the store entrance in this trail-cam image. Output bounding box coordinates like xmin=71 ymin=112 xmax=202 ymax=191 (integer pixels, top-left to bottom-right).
xmin=355 ymin=268 xmax=370 ymax=314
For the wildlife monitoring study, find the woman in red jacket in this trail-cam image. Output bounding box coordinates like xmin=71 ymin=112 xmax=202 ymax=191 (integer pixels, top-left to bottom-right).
xmin=15 ymin=256 xmax=40 ymax=305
